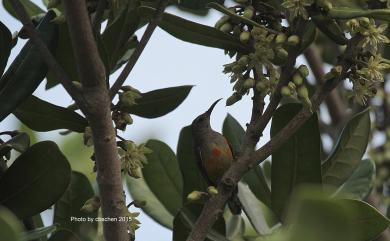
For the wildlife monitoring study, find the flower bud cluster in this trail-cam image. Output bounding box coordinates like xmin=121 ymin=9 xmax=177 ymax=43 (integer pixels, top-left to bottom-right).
xmin=114 ymin=86 xmax=141 ymax=130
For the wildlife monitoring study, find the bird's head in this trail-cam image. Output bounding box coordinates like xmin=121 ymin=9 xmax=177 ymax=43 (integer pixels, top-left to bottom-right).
xmin=191 ymin=99 xmax=221 ymax=131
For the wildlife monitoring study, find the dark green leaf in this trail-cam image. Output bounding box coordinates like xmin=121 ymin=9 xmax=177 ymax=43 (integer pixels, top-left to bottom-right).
xmin=48 ymin=171 xmax=97 ymax=241
xmin=2 ymin=0 xmax=44 ymax=19
xmin=13 ymin=95 xmax=88 ymax=133
xmin=0 ymin=141 xmax=71 ymax=219
xmin=329 ymin=8 xmax=390 ymax=22
xmin=311 ymin=13 xmax=347 ymax=45
xmin=222 ymin=114 xmax=271 ymax=207
xmin=127 ymin=175 xmax=174 ymax=229
xmin=177 ymin=126 xmax=208 ymax=201
xmin=122 ymin=86 xmax=193 ymax=118
xmin=0 ymin=21 xmax=12 ymax=76
xmin=0 ymin=133 xmax=30 ymax=157
xmin=22 ymin=225 xmax=58 ymax=241
xmin=142 ymin=140 xmax=183 ymax=216
xmin=0 ymin=207 xmax=23 ymax=241
xmin=102 ymin=2 xmax=140 ymax=71
xmin=287 ymin=190 xmax=390 ymax=241
xmin=322 ymin=109 xmax=370 ymax=186
xmin=138 ymin=6 xmax=249 ymax=52
xmin=334 ymin=159 xmax=375 ymax=200
xmin=173 ymin=203 xmax=227 ymax=241
xmin=271 ymin=103 xmax=321 ymax=219
xmin=0 ymin=11 xmax=58 ymax=121
xmin=179 ymin=0 xmax=223 ymax=10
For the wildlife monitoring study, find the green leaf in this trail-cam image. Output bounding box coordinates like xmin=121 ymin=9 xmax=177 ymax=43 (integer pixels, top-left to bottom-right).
xmin=48 ymin=171 xmax=97 ymax=241
xmin=222 ymin=114 xmax=271 ymax=208
xmin=13 ymin=95 xmax=88 ymax=133
xmin=329 ymin=8 xmax=390 ymax=22
xmin=102 ymin=2 xmax=140 ymax=71
xmin=287 ymin=190 xmax=390 ymax=241
xmin=142 ymin=140 xmax=183 ymax=216
xmin=322 ymin=109 xmax=370 ymax=186
xmin=138 ymin=6 xmax=249 ymax=52
xmin=127 ymin=175 xmax=174 ymax=229
xmin=0 ymin=21 xmax=12 ymax=76
xmin=224 ymin=211 xmax=245 ymax=241
xmin=177 ymin=126 xmax=208 ymax=200
xmin=0 ymin=207 xmax=24 ymax=241
xmin=22 ymin=225 xmax=58 ymax=241
xmin=0 ymin=133 xmax=30 ymax=157
xmin=0 ymin=141 xmax=71 ymax=219
xmin=311 ymin=13 xmax=347 ymax=45
xmin=237 ymin=182 xmax=272 ymax=235
xmin=2 ymin=0 xmax=44 ymax=19
xmin=270 ymin=103 xmax=321 ymax=219
xmin=0 ymin=11 xmax=58 ymax=121
xmin=179 ymin=0 xmax=223 ymax=10
xmin=173 ymin=203 xmax=227 ymax=241
xmin=334 ymin=159 xmax=375 ymax=200
xmin=121 ymin=86 xmax=193 ymax=118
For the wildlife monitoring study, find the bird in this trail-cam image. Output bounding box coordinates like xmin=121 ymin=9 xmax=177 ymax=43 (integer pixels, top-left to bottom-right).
xmin=191 ymin=99 xmax=241 ymax=215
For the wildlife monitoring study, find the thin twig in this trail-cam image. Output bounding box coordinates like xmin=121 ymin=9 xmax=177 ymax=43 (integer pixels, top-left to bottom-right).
xmin=8 ymin=0 xmax=84 ymax=106
xmin=304 ymin=45 xmax=346 ymax=125
xmin=109 ymin=0 xmax=169 ymax=99
xmin=185 ymin=35 xmax=362 ymax=241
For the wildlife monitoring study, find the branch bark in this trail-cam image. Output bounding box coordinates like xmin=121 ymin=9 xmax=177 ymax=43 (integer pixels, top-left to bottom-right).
xmin=61 ymin=1 xmax=128 ymax=240
xmin=109 ymin=0 xmax=169 ymax=99
xmin=186 ymin=35 xmax=362 ymax=241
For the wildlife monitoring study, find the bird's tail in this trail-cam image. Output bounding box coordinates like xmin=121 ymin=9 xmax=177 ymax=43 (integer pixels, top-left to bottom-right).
xmin=227 ymin=187 xmax=242 ymax=215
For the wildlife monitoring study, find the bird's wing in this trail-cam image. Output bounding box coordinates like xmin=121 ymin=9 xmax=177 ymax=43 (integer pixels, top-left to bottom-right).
xmin=195 ymin=147 xmax=214 ymax=186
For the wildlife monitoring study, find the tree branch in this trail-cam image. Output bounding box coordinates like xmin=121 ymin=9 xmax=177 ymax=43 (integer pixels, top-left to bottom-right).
xmin=186 ymin=35 xmax=362 ymax=241
xmin=304 ymin=45 xmax=346 ymax=125
xmin=61 ymin=1 xmax=129 ymax=240
xmin=109 ymin=0 xmax=169 ymax=99
xmin=7 ymin=0 xmax=84 ymax=106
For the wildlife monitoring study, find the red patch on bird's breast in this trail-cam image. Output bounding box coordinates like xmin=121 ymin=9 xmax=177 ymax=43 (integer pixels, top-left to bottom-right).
xmin=212 ymin=148 xmax=221 ymax=157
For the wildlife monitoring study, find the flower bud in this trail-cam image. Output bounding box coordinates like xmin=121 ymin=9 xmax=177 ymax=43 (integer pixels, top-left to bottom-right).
xmin=187 ymin=191 xmax=204 ymax=201
xmin=133 ymin=200 xmax=147 ymax=208
xmin=243 ymin=78 xmax=255 ymax=89
xmin=238 ymin=55 xmax=249 ymax=66
xmin=293 ymin=73 xmax=303 ymax=86
xmin=298 ymin=65 xmax=309 ymax=77
xmin=72 ymin=81 xmax=82 ymax=91
xmin=214 ymin=16 xmax=230 ymax=29
xmin=276 ymin=47 xmax=288 ymax=60
xmin=220 ymin=23 xmax=233 ymax=33
xmin=240 ymin=31 xmax=251 ymax=43
xmin=226 ymin=92 xmax=242 ymax=106
xmin=288 ymin=81 xmax=296 ymax=90
xmin=297 ymin=85 xmax=312 ymax=111
xmin=207 ymin=186 xmax=218 ymax=195
xmin=281 ymin=86 xmax=292 ymax=96
xmin=256 ymin=81 xmax=267 ymax=92
xmin=287 ymin=35 xmax=300 ymax=46
xmin=81 ymin=196 xmax=101 ymax=213
xmin=275 ymin=33 xmax=287 ymax=44
xmin=243 ymin=6 xmax=254 ymax=19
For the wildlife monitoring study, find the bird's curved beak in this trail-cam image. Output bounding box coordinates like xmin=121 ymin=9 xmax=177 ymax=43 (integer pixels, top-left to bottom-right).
xmin=206 ymin=98 xmax=222 ymax=115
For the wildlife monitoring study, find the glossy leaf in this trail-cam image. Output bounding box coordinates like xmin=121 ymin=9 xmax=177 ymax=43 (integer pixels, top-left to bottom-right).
xmin=142 ymin=140 xmax=183 ymax=216
xmin=0 ymin=207 xmax=23 ymax=241
xmin=0 ymin=11 xmax=58 ymax=121
xmin=322 ymin=109 xmax=370 ymax=186
xmin=138 ymin=6 xmax=249 ymax=52
xmin=13 ymin=95 xmax=88 ymax=133
xmin=177 ymin=126 xmax=208 ymax=200
xmin=288 ymin=190 xmax=390 ymax=241
xmin=22 ymin=225 xmax=58 ymax=241
xmin=0 ymin=141 xmax=71 ymax=219
xmin=127 ymin=176 xmax=174 ymax=229
xmin=334 ymin=159 xmax=375 ymax=200
xmin=173 ymin=203 xmax=227 ymax=241
xmin=0 ymin=21 xmax=12 ymax=76
xmin=237 ymin=182 xmax=272 ymax=235
xmin=271 ymin=103 xmax=321 ymax=219
xmin=222 ymin=114 xmax=271 ymax=207
xmin=48 ymin=171 xmax=97 ymax=241
xmin=121 ymin=86 xmax=193 ymax=118
xmin=2 ymin=0 xmax=44 ymax=19
xmin=329 ymin=8 xmax=390 ymax=22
